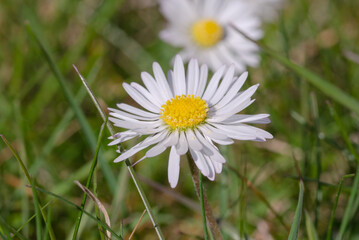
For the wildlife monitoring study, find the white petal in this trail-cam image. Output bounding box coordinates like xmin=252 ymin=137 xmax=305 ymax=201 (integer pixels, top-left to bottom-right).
xmin=145 ymin=143 xmax=167 ymax=158
xmin=163 ymin=130 xmax=179 ymax=147
xmin=113 ymin=132 xmax=168 ymax=162
xmin=202 ymin=65 xmax=226 ymax=101
xmin=194 ymin=130 xmax=225 ymax=163
xmin=212 ymin=160 xmax=223 ymax=174
xmin=123 ymin=83 xmax=160 ymax=113
xmin=109 ymin=117 xmax=160 ymax=130
xmin=109 ymin=108 xmax=158 ymax=121
xmin=108 ymin=131 xmax=139 ymax=146
xmin=168 ymin=146 xmax=180 ymax=188
xmin=186 ymin=59 xmax=199 ymax=95
xmin=203 ymin=154 xmax=215 ymax=181
xmin=198 ymin=125 xmax=229 ymax=140
xmin=130 ymin=82 xmax=162 ymax=107
xmin=211 ymin=138 xmax=234 ymax=145
xmin=214 ymin=72 xmax=248 ymax=109
xmin=221 ymin=114 xmax=271 ymax=124
xmin=167 ymin=70 xmax=174 ymax=94
xmin=214 ymin=84 xmax=259 ymax=115
xmin=185 ymin=129 xmax=203 ymax=151
xmin=141 ymin=72 xmax=166 ymax=104
xmin=195 ymin=64 xmax=208 ymax=97
xmin=190 ymin=149 xmax=209 ymax=177
xmin=208 ymin=64 xmax=235 ymax=106
xmin=153 ymin=62 xmax=173 ymax=99
xmin=176 ymin=131 xmax=189 ymax=155
xmin=173 ymin=55 xmax=186 ymax=95
xmin=116 ymin=103 xmax=159 ymax=118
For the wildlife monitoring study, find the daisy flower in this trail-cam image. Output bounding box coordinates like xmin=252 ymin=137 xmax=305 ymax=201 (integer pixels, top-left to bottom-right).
xmin=159 ymin=0 xmax=264 ymax=73
xmin=109 ymin=55 xmax=272 ymax=188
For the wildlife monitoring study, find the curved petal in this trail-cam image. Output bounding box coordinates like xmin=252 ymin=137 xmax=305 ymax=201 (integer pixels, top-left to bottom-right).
xmin=195 ymin=64 xmax=208 ymax=97
xmin=141 ymin=72 xmax=167 ymax=104
xmin=168 ymin=146 xmax=181 ymax=188
xmin=173 ymin=55 xmax=186 ymax=95
xmin=187 ymin=59 xmax=199 ymax=95
xmin=116 ymin=103 xmax=159 ymax=118
xmin=153 ymin=62 xmax=173 ymax=99
xmin=202 ymin=65 xmax=226 ymax=101
xmin=208 ymin=64 xmax=235 ymax=106
xmin=213 ymin=72 xmax=248 ymax=109
xmin=176 ymin=131 xmax=189 ymax=155
xmin=123 ymin=83 xmax=160 ymax=113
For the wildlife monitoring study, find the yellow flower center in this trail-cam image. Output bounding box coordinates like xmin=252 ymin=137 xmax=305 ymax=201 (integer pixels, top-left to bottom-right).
xmin=160 ymin=95 xmax=208 ymax=130
xmin=191 ymin=19 xmax=224 ymax=47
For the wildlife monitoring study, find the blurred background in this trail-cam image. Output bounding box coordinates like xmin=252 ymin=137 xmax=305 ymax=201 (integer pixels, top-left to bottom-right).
xmin=1 ymin=0 xmax=359 ymax=239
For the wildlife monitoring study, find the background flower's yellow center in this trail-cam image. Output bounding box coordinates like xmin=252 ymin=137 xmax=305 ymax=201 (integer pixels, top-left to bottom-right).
xmin=191 ymin=19 xmax=224 ymax=47
xmin=160 ymin=95 xmax=208 ymax=129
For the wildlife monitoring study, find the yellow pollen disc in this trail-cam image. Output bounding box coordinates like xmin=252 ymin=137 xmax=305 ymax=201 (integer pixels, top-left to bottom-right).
xmin=160 ymin=95 xmax=208 ymax=129
xmin=191 ymin=19 xmax=224 ymax=47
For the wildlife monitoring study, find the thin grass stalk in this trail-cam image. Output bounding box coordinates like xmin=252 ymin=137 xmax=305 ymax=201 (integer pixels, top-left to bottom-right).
xmin=239 ymin=157 xmax=247 ymax=238
xmin=72 ymin=120 xmax=107 ymax=239
xmin=326 ymin=174 xmax=355 ymax=240
xmin=199 ymin=172 xmax=209 ymax=240
xmin=310 ymin=93 xmax=322 ymax=228
xmin=43 ymin=205 xmax=52 ymax=240
xmin=186 ymin=153 xmax=223 ymax=240
xmin=0 ymin=135 xmax=56 ymax=240
xmin=228 ymin=165 xmax=290 ymax=232
xmin=16 ymin=201 xmax=53 ymax=233
xmin=328 ymin=103 xmax=359 ymax=238
xmin=73 ymin=66 xmax=164 ymax=239
xmin=94 ymin=165 xmax=106 ymax=240
xmin=27 ymin=185 xmax=123 ymax=240
xmin=0 ymin=216 xmax=27 ymax=240
xmin=25 ymin=22 xmax=117 ymax=194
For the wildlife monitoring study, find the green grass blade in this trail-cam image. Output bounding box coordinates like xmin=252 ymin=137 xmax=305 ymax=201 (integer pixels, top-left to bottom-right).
xmin=72 ymin=119 xmax=107 ymax=240
xmin=0 ymin=135 xmax=43 ymax=240
xmin=73 ymin=66 xmax=165 ymax=239
xmin=305 ymin=211 xmax=319 ymax=240
xmin=16 ymin=201 xmax=53 ymax=233
xmin=27 ymin=185 xmax=123 ymax=240
xmin=0 ymin=216 xmax=28 ymax=240
xmin=25 ymin=22 xmax=117 ymax=194
xmin=328 ymin=103 xmax=359 ymax=238
xmin=230 ymin=25 xmax=359 ymax=116
xmin=326 ymin=174 xmax=355 ymax=240
xmin=288 ymin=180 xmax=304 ymax=240
xmin=268 ymin=51 xmax=359 ymax=116
xmin=199 ymin=173 xmax=209 ymax=240
xmin=24 ymin=22 xmax=96 ymax=150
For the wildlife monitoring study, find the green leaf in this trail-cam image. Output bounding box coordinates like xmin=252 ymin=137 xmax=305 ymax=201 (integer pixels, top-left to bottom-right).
xmin=305 ymin=211 xmax=319 ymax=240
xmin=288 ymin=181 xmax=304 ymax=240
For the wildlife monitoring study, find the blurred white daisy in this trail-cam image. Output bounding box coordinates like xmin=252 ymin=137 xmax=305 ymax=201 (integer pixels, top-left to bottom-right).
xmin=109 ymin=55 xmax=272 ymax=188
xmin=245 ymin=0 xmax=283 ymax=21
xmin=159 ymin=0 xmax=266 ymax=73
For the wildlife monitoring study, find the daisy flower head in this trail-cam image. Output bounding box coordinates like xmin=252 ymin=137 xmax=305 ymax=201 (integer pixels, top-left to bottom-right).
xmin=159 ymin=0 xmax=264 ymax=73
xmin=109 ymin=55 xmax=272 ymax=188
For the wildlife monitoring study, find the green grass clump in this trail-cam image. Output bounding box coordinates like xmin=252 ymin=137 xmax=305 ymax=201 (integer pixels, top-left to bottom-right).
xmin=1 ymin=0 xmax=359 ymax=239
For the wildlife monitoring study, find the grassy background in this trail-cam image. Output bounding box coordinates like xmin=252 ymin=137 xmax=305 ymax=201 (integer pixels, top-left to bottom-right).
xmin=1 ymin=0 xmax=359 ymax=239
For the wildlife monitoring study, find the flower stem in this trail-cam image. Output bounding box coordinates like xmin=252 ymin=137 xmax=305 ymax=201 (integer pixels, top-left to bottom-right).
xmin=186 ymin=153 xmax=223 ymax=240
